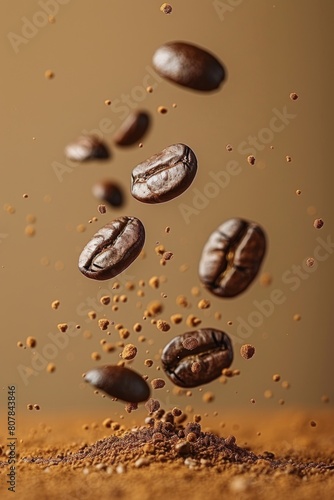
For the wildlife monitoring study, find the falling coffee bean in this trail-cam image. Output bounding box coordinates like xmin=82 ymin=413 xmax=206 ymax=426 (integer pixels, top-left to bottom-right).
xmin=78 ymin=216 xmax=145 ymax=280
xmin=198 ymin=218 xmax=266 ymax=298
xmin=113 ymin=110 xmax=151 ymax=147
xmin=161 ymin=329 xmax=233 ymax=387
xmin=84 ymin=365 xmax=150 ymax=403
xmin=64 ymin=135 xmax=110 ymax=161
xmin=152 ymin=41 xmax=225 ymax=91
xmin=92 ymin=180 xmax=124 ymax=208
xmin=131 ymin=143 xmax=197 ymax=203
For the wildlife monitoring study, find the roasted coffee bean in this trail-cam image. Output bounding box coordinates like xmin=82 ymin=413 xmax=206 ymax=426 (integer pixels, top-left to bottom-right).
xmin=84 ymin=365 xmax=150 ymax=403
xmin=152 ymin=41 xmax=225 ymax=91
xmin=161 ymin=329 xmax=233 ymax=388
xmin=78 ymin=216 xmax=145 ymax=280
xmin=92 ymin=180 xmax=124 ymax=207
xmin=64 ymin=135 xmax=110 ymax=161
xmin=131 ymin=143 xmax=197 ymax=203
xmin=198 ymin=218 xmax=266 ymax=298
xmin=113 ymin=111 xmax=150 ymax=147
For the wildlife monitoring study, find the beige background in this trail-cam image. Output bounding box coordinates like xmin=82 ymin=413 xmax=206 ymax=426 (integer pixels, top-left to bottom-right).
xmin=0 ymin=0 xmax=333 ymax=425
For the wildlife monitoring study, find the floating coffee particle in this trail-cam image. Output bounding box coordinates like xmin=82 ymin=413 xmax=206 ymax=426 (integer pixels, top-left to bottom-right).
xmin=293 ymin=314 xmax=301 ymax=321
xmin=27 ymin=404 xmax=33 ymax=411
xmin=64 ymin=135 xmax=110 ymax=161
xmin=313 ymin=218 xmax=324 ymax=229
xmin=286 ymin=156 xmax=292 ymax=162
xmin=156 ymin=320 xmax=170 ymax=332
xmin=226 ymin=144 xmax=233 ymax=152
xmin=121 ymin=344 xmax=137 ymax=361
xmin=44 ymin=69 xmax=54 ymax=79
xmin=98 ymin=319 xmax=109 ymax=330
xmin=272 ymin=374 xmax=280 ymax=382
xmin=26 ymin=336 xmax=37 ymax=348
xmin=97 ymin=204 xmax=106 ymax=215
xmin=47 ymin=363 xmax=56 ymax=373
xmin=57 ymin=323 xmax=68 ymax=333
xmin=151 ymin=378 xmax=166 ymax=389
xmin=306 ymin=257 xmax=315 ymax=267
xmin=84 ymin=365 xmax=150 ymax=403
xmin=160 ymin=3 xmax=172 ymax=14
xmin=78 ymin=216 xmax=145 ymax=280
xmin=157 ymin=106 xmax=168 ymax=114
xmin=113 ymin=111 xmax=150 ymax=147
xmin=51 ymin=300 xmax=60 ymax=310
xmin=240 ymin=344 xmax=255 ymax=360
xmin=182 ymin=336 xmax=199 ymax=351
xmin=92 ymin=180 xmax=124 ymax=208
xmin=203 ymin=391 xmax=215 ymax=403
xmin=247 ymin=155 xmax=256 ymax=165
xmin=152 ymin=41 xmax=225 ymax=91
xmin=131 ymin=143 xmax=197 ymax=204
xmin=198 ymin=299 xmax=210 ymax=310
xmin=290 ymin=92 xmax=299 ymax=100
xmin=296 ymin=189 xmax=302 ymax=195
xmin=161 ymin=329 xmax=233 ymax=388
xmin=199 ymin=218 xmax=266 ymax=298
xmin=33 ymin=404 xmax=40 ymax=410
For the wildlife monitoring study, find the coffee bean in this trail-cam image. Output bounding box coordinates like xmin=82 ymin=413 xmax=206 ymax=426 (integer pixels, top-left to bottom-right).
xmin=92 ymin=180 xmax=124 ymax=207
xmin=198 ymin=218 xmax=266 ymax=298
xmin=113 ymin=111 xmax=150 ymax=147
xmin=131 ymin=143 xmax=197 ymax=203
xmin=152 ymin=41 xmax=225 ymax=91
xmin=84 ymin=365 xmax=150 ymax=403
xmin=64 ymin=135 xmax=110 ymax=161
xmin=78 ymin=216 xmax=145 ymax=280
xmin=161 ymin=329 xmax=233 ymax=387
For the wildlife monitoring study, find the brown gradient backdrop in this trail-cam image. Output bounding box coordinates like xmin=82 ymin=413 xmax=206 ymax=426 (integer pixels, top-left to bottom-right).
xmin=0 ymin=0 xmax=333 ymax=423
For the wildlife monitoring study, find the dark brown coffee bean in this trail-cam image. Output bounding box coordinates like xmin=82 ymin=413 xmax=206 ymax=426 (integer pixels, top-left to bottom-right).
xmin=131 ymin=143 xmax=197 ymax=203
xmin=78 ymin=216 xmax=145 ymax=280
xmin=198 ymin=218 xmax=266 ymax=298
xmin=161 ymin=329 xmax=233 ymax=388
xmin=84 ymin=365 xmax=150 ymax=403
xmin=152 ymin=41 xmax=225 ymax=91
xmin=113 ymin=111 xmax=150 ymax=147
xmin=92 ymin=180 xmax=124 ymax=207
xmin=64 ymin=135 xmax=110 ymax=161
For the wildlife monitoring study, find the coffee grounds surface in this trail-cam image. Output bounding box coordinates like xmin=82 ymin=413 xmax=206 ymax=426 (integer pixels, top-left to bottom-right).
xmin=0 ymin=410 xmax=333 ymax=500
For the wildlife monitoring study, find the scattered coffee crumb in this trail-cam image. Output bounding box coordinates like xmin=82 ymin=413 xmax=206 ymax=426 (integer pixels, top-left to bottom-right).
xmin=281 ymin=380 xmax=290 ymax=389
xmin=203 ymin=392 xmax=215 ymax=403
xmin=76 ymin=224 xmax=86 ymax=233
xmin=51 ymin=300 xmax=60 ymax=310
xmin=296 ymin=189 xmax=302 ymax=195
xmin=98 ymin=204 xmax=106 ymax=214
xmin=186 ymin=315 xmax=201 ymax=327
xmin=160 ymin=3 xmax=172 ymax=14
xmin=240 ymin=344 xmax=255 ymax=360
xmin=104 ymin=99 xmax=111 ymax=106
xmin=146 ymin=86 xmax=153 ymax=93
xmin=313 ymin=218 xmax=324 ymax=229
xmin=27 ymin=404 xmax=33 ymax=410
xmin=100 ymin=296 xmax=111 ymax=305
xmin=197 ymin=299 xmax=210 ymax=310
xmin=91 ymin=352 xmax=101 ymax=361
xmin=293 ymin=314 xmax=301 ymax=322
xmin=290 ymin=92 xmax=299 ymax=100
xmin=47 ymin=363 xmax=56 ymax=373
xmin=156 ymin=320 xmax=170 ymax=332
xmin=88 ymin=311 xmax=96 ymax=320
xmin=286 ymin=156 xmax=292 ymax=162
xmin=272 ymin=374 xmax=281 ymax=382
xmin=121 ymin=344 xmax=137 ymax=360
xmin=144 ymin=359 xmax=153 ymax=367
xmin=149 ymin=276 xmax=160 ymax=289
xmin=26 ymin=336 xmax=37 ymax=348
xmin=182 ymin=336 xmax=199 ymax=351
xmin=170 ymin=314 xmax=183 ymax=324
xmin=310 ymin=420 xmax=317 ymax=428
xmin=151 ymin=378 xmax=165 ymax=389
xmin=264 ymin=390 xmax=273 ymax=399
xmin=157 ymin=106 xmax=168 ymax=114
xmin=57 ymin=323 xmax=68 ymax=333
xmin=33 ymin=404 xmax=40 ymax=410
xmin=98 ymin=319 xmax=109 ymax=331
xmin=162 ymin=251 xmax=173 ymax=261
xmin=226 ymin=144 xmax=233 ymax=152
xmin=44 ymin=70 xmax=55 ymax=79
xmin=25 ymin=225 xmax=36 ymax=237
xmin=306 ymin=257 xmax=315 ymax=267
xmin=247 ymin=155 xmax=256 ymax=165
